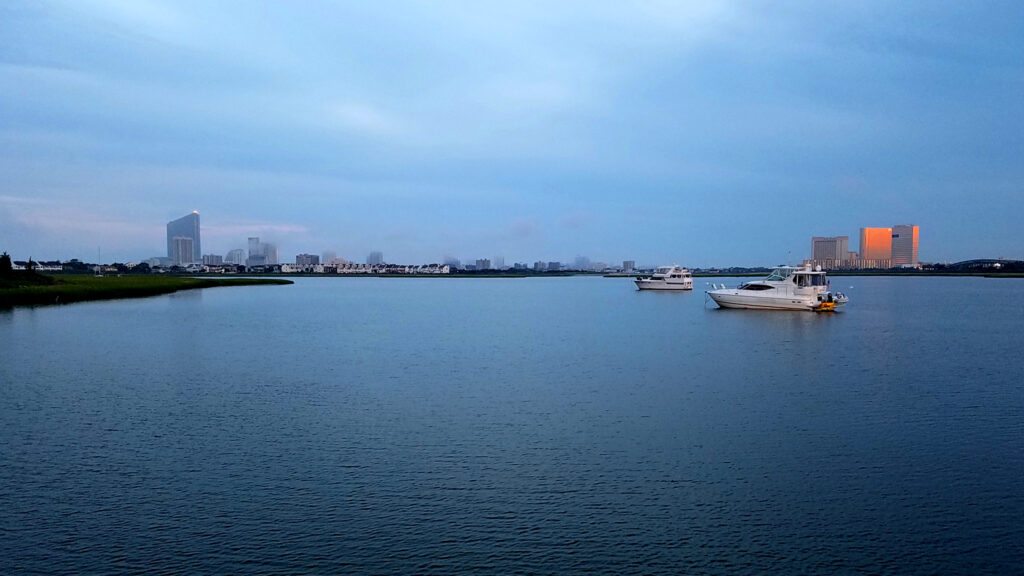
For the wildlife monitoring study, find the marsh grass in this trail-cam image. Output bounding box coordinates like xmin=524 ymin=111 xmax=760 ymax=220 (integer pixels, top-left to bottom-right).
xmin=0 ymin=275 xmax=292 ymax=308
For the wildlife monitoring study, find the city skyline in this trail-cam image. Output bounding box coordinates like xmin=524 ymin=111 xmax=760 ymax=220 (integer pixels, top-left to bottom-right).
xmin=154 ymin=214 xmax=930 ymax=269
xmin=809 ymin=224 xmax=920 ymax=270
xmin=0 ymin=212 xmax=954 ymax=270
xmin=2 ymin=3 xmax=1023 ymax=265
xmin=0 ymin=209 xmax=964 ymax=270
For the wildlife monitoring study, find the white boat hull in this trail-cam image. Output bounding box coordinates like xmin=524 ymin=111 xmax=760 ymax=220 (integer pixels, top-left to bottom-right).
xmin=707 ymin=290 xmax=847 ymax=311
xmin=704 ymin=266 xmax=848 ymax=311
xmin=635 ymin=279 xmax=693 ymax=291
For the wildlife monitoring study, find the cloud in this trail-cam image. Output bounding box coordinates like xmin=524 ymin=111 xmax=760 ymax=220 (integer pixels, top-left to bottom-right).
xmin=325 ymin=102 xmax=407 ymax=139
xmin=50 ymin=0 xmax=190 ymax=45
xmin=0 ymin=194 xmax=54 ymax=206
xmin=560 ymin=212 xmax=594 ymax=230
xmin=204 ymin=222 xmax=309 ymax=234
xmin=3 ymin=1 xmax=1022 ymax=263
xmin=2 ymin=199 xmax=162 ymax=261
xmin=14 ymin=208 xmax=154 ymax=238
xmin=508 ymin=219 xmax=541 ymax=239
xmin=201 ymin=219 xmax=309 ymax=247
xmin=1 ymin=189 xmax=308 ymax=260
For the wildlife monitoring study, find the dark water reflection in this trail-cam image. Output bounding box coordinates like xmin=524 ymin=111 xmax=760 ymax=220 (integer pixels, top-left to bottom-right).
xmin=1 ymin=276 xmax=1022 ymax=574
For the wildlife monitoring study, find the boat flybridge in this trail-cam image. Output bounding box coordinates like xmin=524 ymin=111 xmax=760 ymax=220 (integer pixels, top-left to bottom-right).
xmin=706 ymin=264 xmax=848 ymax=311
xmin=635 ymin=265 xmax=694 ymax=291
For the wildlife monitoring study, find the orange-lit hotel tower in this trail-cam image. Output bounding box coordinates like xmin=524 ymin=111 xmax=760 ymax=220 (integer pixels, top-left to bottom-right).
xmin=859 ymin=227 xmax=892 ymax=268
xmin=858 ymin=225 xmax=919 ymax=268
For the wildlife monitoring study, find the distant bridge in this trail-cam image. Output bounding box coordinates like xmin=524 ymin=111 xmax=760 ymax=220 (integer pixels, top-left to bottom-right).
xmin=944 ymin=258 xmax=1024 ymax=271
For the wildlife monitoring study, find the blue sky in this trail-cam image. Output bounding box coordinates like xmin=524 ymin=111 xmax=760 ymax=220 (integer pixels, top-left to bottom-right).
xmin=1 ymin=1 xmax=1022 ymax=266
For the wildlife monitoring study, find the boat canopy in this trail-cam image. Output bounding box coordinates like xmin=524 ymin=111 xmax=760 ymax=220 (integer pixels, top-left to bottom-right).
xmin=766 ymin=265 xmax=827 ymax=281
xmin=765 ymin=267 xmax=795 ymax=281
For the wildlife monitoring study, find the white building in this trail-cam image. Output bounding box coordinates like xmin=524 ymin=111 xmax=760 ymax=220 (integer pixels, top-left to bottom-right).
xmin=892 ymin=225 xmax=920 ymax=267
xmin=225 ymin=249 xmax=246 ymax=265
xmin=811 ymin=236 xmax=850 ymax=269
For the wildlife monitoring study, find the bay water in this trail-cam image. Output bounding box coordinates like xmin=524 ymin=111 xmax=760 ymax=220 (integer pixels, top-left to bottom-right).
xmin=2 ymin=276 xmax=1022 ymax=574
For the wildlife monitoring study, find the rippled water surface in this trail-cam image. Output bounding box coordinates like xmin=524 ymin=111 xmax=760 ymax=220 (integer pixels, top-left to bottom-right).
xmin=2 ymin=276 xmax=1023 ymax=574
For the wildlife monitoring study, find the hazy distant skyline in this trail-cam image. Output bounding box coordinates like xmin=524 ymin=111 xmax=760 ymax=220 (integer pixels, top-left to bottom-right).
xmin=2 ymin=2 xmax=1022 ymax=266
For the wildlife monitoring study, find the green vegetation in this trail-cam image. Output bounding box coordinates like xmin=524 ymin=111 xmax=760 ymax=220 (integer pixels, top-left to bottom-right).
xmin=0 ymin=274 xmax=292 ymax=308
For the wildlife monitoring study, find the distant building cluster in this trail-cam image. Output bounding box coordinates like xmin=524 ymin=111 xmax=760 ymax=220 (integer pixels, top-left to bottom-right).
xmin=279 ymin=263 xmax=452 ymax=275
xmin=295 ymin=253 xmax=319 ymax=267
xmin=154 ymin=211 xmax=637 ymax=275
xmin=245 ymin=237 xmax=279 ymax=267
xmin=809 ymin=225 xmax=920 ymax=269
xmin=12 ymin=212 xmax=1014 ymax=275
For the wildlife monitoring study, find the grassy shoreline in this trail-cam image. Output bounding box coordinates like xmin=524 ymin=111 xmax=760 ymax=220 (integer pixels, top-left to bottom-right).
xmin=0 ymin=274 xmax=293 ymax=308
xmin=610 ymin=272 xmax=1024 ymax=278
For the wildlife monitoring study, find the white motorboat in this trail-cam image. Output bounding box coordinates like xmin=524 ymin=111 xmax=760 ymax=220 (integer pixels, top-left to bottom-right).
xmin=634 ymin=265 xmax=694 ymax=291
xmin=706 ymin=264 xmax=848 ymax=311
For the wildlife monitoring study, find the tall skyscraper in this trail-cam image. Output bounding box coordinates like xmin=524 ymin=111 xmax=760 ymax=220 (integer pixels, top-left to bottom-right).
xmin=248 ymin=237 xmax=261 ymax=259
xmin=859 ymin=227 xmax=893 ymax=268
xmin=891 ymin=224 xmax=919 ymax=267
xmin=263 ymin=243 xmax=278 ymax=265
xmin=811 ymin=236 xmax=850 ymax=268
xmin=367 ymin=251 xmax=384 ymax=265
xmin=166 ymin=211 xmax=201 ymax=263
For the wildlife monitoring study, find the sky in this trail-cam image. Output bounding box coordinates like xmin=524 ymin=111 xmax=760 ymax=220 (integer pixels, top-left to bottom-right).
xmin=1 ymin=1 xmax=1022 ymax=267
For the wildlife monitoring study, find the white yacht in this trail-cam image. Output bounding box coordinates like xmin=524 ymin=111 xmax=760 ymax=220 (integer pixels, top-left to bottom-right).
xmin=634 ymin=265 xmax=694 ymax=291
xmin=706 ymin=265 xmax=848 ymax=311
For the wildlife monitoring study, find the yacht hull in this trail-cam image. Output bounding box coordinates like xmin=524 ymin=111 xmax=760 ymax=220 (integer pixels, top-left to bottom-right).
xmin=635 ymin=279 xmax=693 ymax=291
xmin=708 ymin=291 xmax=826 ymax=310
xmin=705 ymin=265 xmax=849 ymax=311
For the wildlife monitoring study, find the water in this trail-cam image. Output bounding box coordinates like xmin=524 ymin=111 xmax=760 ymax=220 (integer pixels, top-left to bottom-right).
xmin=2 ymin=276 xmax=1022 ymax=574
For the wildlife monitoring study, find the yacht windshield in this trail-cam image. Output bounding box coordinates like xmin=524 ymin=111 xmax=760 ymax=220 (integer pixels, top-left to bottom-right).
xmin=739 ymin=283 xmax=774 ymax=291
xmin=765 ymin=267 xmax=793 ymax=281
